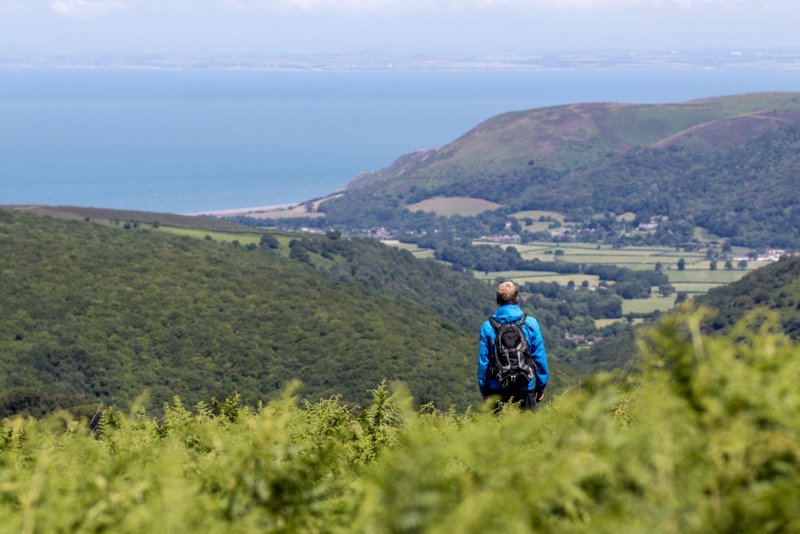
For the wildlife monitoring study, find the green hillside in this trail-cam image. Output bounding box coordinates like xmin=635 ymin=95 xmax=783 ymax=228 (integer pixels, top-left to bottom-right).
xmin=697 ymin=255 xmax=800 ymax=338
xmin=0 ymin=210 xmax=490 ymax=412
xmin=584 ymin=255 xmax=800 ymax=373
xmin=349 ymin=92 xmax=800 ymax=187
xmin=311 ymin=93 xmax=800 ymax=249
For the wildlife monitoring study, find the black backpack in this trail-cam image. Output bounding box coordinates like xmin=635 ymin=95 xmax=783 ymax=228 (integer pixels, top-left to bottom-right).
xmin=489 ymin=315 xmax=535 ymax=391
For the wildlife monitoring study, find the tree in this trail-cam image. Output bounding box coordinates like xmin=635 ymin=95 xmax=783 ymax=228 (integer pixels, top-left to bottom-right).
xmin=260 ymin=233 xmax=280 ymax=249
xmin=655 ymin=262 xmax=663 ymax=273
xmin=738 ymin=259 xmax=748 ymax=270
xmin=724 ymin=260 xmax=733 ymax=271
xmin=709 ymin=260 xmax=717 ymax=271
xmin=675 ymin=292 xmax=689 ymax=305
xmin=677 ymin=258 xmax=686 ymax=271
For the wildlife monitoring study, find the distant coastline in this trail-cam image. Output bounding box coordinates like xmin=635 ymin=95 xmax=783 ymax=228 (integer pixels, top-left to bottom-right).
xmin=4 ymin=48 xmax=800 ymax=72
xmin=187 ymin=204 xmax=296 ymax=217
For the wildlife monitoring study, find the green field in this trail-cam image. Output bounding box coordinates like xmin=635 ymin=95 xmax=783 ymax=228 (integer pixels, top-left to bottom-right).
xmin=157 ymin=226 xmax=263 ymax=245
xmin=511 ymin=210 xmax=567 ymax=232
xmin=467 ymin=240 xmax=770 ymax=313
xmin=622 ymin=295 xmax=678 ymax=315
xmin=485 ymin=242 xmax=707 ymax=271
xmin=406 ymin=196 xmax=503 ymax=216
xmin=595 ymin=317 xmax=645 ymax=328
xmin=666 ymin=269 xmax=748 ymax=283
xmin=474 ymin=270 xmax=602 ymax=287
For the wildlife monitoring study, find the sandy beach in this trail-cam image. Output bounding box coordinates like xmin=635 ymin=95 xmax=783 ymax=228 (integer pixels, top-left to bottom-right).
xmin=187 ymin=203 xmax=297 ymax=217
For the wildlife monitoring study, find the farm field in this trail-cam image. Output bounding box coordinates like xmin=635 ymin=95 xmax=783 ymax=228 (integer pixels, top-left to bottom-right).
xmin=511 ymin=210 xmax=567 ymax=232
xmin=516 ymin=243 xmax=707 ymax=270
xmin=157 ymin=226 xmax=263 ymax=245
xmin=622 ymin=295 xmax=678 ymax=315
xmin=595 ymin=317 xmax=645 ymax=328
xmin=468 ymin=240 xmax=774 ymax=314
xmin=666 ymin=269 xmax=749 ymax=284
xmin=474 ymin=270 xmax=602 ymax=287
xmin=406 ymin=196 xmax=503 ymax=216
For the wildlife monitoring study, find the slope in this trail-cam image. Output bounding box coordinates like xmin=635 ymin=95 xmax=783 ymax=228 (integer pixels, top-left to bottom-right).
xmin=348 ymin=92 xmax=800 ymax=190
xmin=697 ymin=255 xmax=800 ymax=338
xmin=318 ymin=93 xmax=800 ymax=248
xmin=0 ymin=210 xmax=484 ymax=411
xmin=583 ymin=256 xmax=800 ymax=373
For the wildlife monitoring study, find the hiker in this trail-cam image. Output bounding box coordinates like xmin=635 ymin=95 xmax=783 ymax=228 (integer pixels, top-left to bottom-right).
xmin=478 ymin=281 xmax=548 ymax=410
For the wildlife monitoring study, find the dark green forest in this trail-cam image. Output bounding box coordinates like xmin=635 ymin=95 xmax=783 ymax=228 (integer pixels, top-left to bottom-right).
xmin=0 ymin=210 xmax=490 ymax=412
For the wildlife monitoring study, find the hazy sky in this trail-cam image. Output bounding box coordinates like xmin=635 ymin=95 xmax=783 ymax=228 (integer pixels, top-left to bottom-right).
xmin=1 ymin=0 xmax=799 ymax=56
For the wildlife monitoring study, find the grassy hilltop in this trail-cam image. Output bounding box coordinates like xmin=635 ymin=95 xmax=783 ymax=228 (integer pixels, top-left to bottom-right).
xmin=306 ymin=93 xmax=800 ymax=249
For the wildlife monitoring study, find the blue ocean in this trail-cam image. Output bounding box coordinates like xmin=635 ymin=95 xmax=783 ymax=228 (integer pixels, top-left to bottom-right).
xmin=1 ymin=68 xmax=799 ymax=213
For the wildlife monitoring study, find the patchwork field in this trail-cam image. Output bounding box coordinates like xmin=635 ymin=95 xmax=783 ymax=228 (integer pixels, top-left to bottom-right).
xmin=406 ymin=197 xmax=503 ymax=217
xmin=157 ymin=226 xmax=263 ymax=245
xmin=468 ymin=240 xmax=771 ymax=314
xmin=475 ymin=241 xmax=711 ymax=271
xmin=474 ymin=270 xmax=602 ymax=287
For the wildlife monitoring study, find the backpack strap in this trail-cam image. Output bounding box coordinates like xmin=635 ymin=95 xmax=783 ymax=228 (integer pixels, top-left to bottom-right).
xmin=488 ymin=317 xmax=501 ymax=330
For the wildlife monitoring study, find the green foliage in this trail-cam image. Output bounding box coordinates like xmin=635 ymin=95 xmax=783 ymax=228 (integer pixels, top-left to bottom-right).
xmin=698 ymin=255 xmax=800 ymax=339
xmin=281 ymin=234 xmax=494 ymax=328
xmin=1 ymin=310 xmax=799 ymax=531
xmin=0 ymin=211 xmax=480 ymax=411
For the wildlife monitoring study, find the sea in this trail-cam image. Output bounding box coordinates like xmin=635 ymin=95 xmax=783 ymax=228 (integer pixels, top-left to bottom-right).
xmin=1 ymin=68 xmax=799 ymax=214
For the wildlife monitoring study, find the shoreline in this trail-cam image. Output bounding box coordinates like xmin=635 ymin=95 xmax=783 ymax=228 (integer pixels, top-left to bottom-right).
xmin=186 ymin=203 xmax=297 ymax=217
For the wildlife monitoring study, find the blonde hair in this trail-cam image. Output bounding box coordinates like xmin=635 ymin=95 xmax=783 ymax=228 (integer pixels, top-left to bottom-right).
xmin=496 ymin=281 xmax=519 ymax=306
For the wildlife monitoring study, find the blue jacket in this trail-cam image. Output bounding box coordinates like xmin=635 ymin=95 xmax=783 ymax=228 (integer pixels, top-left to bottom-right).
xmin=478 ymin=304 xmax=549 ymax=396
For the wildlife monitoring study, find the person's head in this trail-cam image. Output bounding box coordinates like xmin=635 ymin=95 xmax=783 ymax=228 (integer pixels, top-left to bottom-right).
xmin=496 ymin=281 xmax=519 ymax=306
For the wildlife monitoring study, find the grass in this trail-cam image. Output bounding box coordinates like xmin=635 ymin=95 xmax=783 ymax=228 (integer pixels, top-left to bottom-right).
xmin=156 ymin=226 xmax=263 ymax=245
xmin=595 ymin=318 xmax=645 ymax=328
xmin=511 ymin=210 xmax=567 ymax=231
xmin=474 ymin=270 xmax=602 ymax=287
xmin=666 ymin=269 xmax=748 ymax=284
xmin=468 ymin=241 xmax=769 ymax=299
xmin=406 ymin=197 xmax=503 ymax=217
xmin=622 ymin=295 xmax=678 ymax=315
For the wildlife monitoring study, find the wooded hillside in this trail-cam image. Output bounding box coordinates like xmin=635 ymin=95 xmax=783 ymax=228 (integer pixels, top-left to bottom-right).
xmin=0 ymin=210 xmax=490 ymax=412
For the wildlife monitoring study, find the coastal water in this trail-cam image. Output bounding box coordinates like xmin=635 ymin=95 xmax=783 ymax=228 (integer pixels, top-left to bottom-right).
xmin=1 ymin=68 xmax=799 ymax=213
